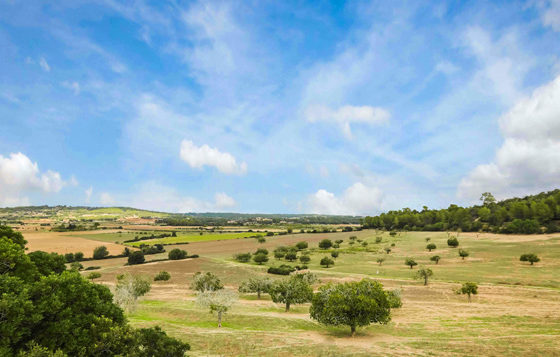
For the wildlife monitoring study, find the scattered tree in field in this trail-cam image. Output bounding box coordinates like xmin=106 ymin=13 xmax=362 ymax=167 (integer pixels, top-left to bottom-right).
xmin=191 ymin=272 xmax=223 ymax=292
xmin=349 ymin=235 xmax=357 ymax=241
xmin=430 ymin=255 xmax=441 ymax=264
xmin=284 ymin=251 xmax=297 ymax=262
xmin=458 ymin=249 xmax=469 ymax=260
xmin=87 ymin=272 xmax=101 ymax=280
xmin=255 ymin=248 xmax=268 ymax=256
xmin=238 ymin=277 xmax=272 ymax=299
xmin=274 ymin=246 xmax=288 ymax=259
xmin=196 ymin=289 xmax=238 ymax=327
xmin=520 ymin=253 xmax=540 ymax=265
xmin=361 ymin=241 xmax=368 ymax=247
xmin=376 ymin=257 xmax=386 ymax=265
xmin=299 ymin=254 xmax=311 ymax=264
xmin=257 ymin=236 xmax=266 ymax=243
xmin=335 ymin=239 xmax=344 ymax=245
xmin=93 ymin=246 xmax=109 ymax=260
xmin=269 ymin=274 xmax=313 ymax=311
xmin=168 ymin=248 xmax=188 ymax=260
xmin=253 ymin=253 xmax=269 ymax=265
xmin=320 ymin=257 xmax=335 ymax=268
xmin=415 ymin=267 xmax=433 ymax=286
xmin=295 ymin=241 xmax=308 ymax=250
xmin=331 ymin=251 xmax=339 ymax=259
xmin=154 ymin=271 xmax=171 ymax=281
xmin=425 ymin=237 xmax=431 ymax=242
xmin=459 ymin=282 xmax=478 ymax=302
xmin=310 ymin=279 xmax=391 ymax=336
xmin=384 ymin=247 xmax=392 ymax=254
xmin=113 ymin=274 xmax=151 ymax=312
xmin=447 ymin=237 xmax=459 ymax=248
xmin=287 ymin=228 xmax=293 ymax=234
xmin=385 ymin=289 xmax=402 ymax=308
xmin=128 ymin=251 xmax=145 ymax=265
xmin=426 ymin=243 xmax=436 ymax=252
xmin=234 ymin=252 xmax=252 ymax=262
xmin=318 ymin=239 xmax=333 ymax=249
xmin=405 ymin=258 xmax=418 ymax=269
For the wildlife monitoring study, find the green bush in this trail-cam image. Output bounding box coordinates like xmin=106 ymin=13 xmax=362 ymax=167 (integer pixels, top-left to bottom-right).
xmin=168 ymin=249 xmax=188 ymax=260
xmin=447 ymin=237 xmax=459 ymax=247
xmin=154 ymin=271 xmax=171 ymax=281
xmin=128 ymin=251 xmax=145 ymax=265
xmin=234 ymin=252 xmax=252 ymax=262
xmin=92 ymin=246 xmax=109 ymax=260
xmin=267 ymin=265 xmax=296 ymax=275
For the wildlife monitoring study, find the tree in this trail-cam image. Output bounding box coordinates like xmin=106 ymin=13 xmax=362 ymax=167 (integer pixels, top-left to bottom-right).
xmin=430 ymin=255 xmax=441 ymax=264
xmin=460 ymin=282 xmax=478 ymax=302
xmin=415 ymin=267 xmax=433 ymax=286
xmin=74 ymin=252 xmax=84 ymax=261
xmin=384 ymin=247 xmax=392 ymax=254
xmin=132 ymin=326 xmax=190 ymax=356
xmin=426 ymin=243 xmax=436 ymax=252
xmin=254 ymin=248 xmax=268 ymax=255
xmin=253 ymin=253 xmax=269 ymax=265
xmin=447 ymin=237 xmax=459 ymax=247
xmin=273 ymin=246 xmax=288 ymax=259
xmin=320 ymin=257 xmax=334 ymax=268
xmin=168 ymin=249 xmax=187 ymax=260
xmin=520 ymin=253 xmax=540 ymax=265
xmin=64 ymin=253 xmax=74 ymax=263
xmin=480 ymin=192 xmax=496 ymax=206
xmin=269 ymin=274 xmax=313 ymax=311
xmin=385 ymin=289 xmax=402 ymax=308
xmin=318 ymin=239 xmax=333 ymax=249
xmin=331 ymin=251 xmax=339 ymax=259
xmin=234 ymin=252 xmax=252 ymax=262
xmin=405 ymin=258 xmax=417 ymax=269
xmin=27 ymin=251 xmax=66 ymax=276
xmin=0 ymin=224 xmax=26 ymax=247
xmin=458 ymin=249 xmax=469 ymax=260
xmin=113 ymin=274 xmax=151 ymax=312
xmin=191 ymin=272 xmax=223 ymax=292
xmin=295 ymin=241 xmax=308 ymax=250
xmin=154 ymin=271 xmax=171 ymax=281
xmin=196 ymin=289 xmax=238 ymax=327
xmin=299 ymin=255 xmax=311 ymax=264
xmin=127 ymin=251 xmax=145 ymax=265
xmin=310 ymin=279 xmax=391 ymax=336
xmin=238 ymin=277 xmax=272 ymax=299
xmin=376 ymin=257 xmax=385 ymax=265
xmin=284 ymin=251 xmax=297 ymax=262
xmin=93 ymin=246 xmax=109 ymax=260
xmin=87 ymin=272 xmax=101 ymax=281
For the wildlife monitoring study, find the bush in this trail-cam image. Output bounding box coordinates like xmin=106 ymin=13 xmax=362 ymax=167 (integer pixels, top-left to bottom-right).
xmin=520 ymin=253 xmax=540 ymax=265
xmin=385 ymin=289 xmax=402 ymax=308
xmin=426 ymin=243 xmax=436 ymax=251
xmin=70 ymin=262 xmax=83 ymax=271
xmin=331 ymin=251 xmax=339 ymax=259
xmin=254 ymin=248 xmax=268 ymax=256
xmin=375 ymin=236 xmax=382 ymax=243
xmin=234 ymin=252 xmax=252 ymax=262
xmin=299 ymin=255 xmax=311 ymax=264
xmin=74 ymin=252 xmax=84 ymax=261
xmin=320 ymin=257 xmax=334 ymax=268
xmin=168 ymin=249 xmax=188 ymax=260
xmin=154 ymin=271 xmax=171 ymax=281
xmin=458 ymin=249 xmax=469 ymax=260
xmin=285 ymin=252 xmax=297 ymax=262
xmin=447 ymin=237 xmax=459 ymax=247
xmin=295 ymin=241 xmax=308 ymax=250
xmin=266 ymin=232 xmax=274 ymax=237
xmin=87 ymin=272 xmax=101 ymax=280
xmin=84 ymin=266 xmax=101 ymax=270
xmin=253 ymin=253 xmax=269 ymax=265
xmin=128 ymin=251 xmax=145 ymax=265
xmin=318 ymin=239 xmax=333 ymax=249
xmin=64 ymin=253 xmax=75 ymax=263
xmin=93 ymin=246 xmax=109 ymax=260
xmin=267 ymin=265 xmax=296 ymax=275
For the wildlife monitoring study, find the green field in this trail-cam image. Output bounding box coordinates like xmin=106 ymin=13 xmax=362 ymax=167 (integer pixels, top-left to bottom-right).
xmin=125 ymin=232 xmax=264 ymax=246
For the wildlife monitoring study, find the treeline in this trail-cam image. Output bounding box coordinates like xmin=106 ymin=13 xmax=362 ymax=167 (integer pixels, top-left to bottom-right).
xmin=362 ymin=190 xmax=560 ymax=234
xmin=158 ymin=214 xmax=361 ymax=226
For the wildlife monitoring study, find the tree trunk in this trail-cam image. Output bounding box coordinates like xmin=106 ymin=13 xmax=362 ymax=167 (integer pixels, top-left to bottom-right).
xmin=424 ymin=276 xmax=428 ymax=286
xmin=467 ymin=294 xmax=471 ymax=302
xmin=530 ymin=261 xmax=534 ymax=265
xmin=285 ymin=302 xmax=290 ymax=312
xmin=350 ymin=325 xmax=356 ymax=337
xmin=218 ymin=311 xmax=222 ymax=327
xmin=257 ymin=290 xmax=261 ymax=299
xmin=410 ymin=265 xmax=413 ymax=269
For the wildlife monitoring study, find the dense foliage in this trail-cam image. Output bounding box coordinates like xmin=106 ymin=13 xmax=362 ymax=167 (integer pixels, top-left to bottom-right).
xmin=362 ymin=190 xmax=560 ymax=233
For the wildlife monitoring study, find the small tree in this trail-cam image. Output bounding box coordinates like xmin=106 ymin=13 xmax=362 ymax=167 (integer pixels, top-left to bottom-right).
xmin=458 ymin=249 xmax=469 ymax=260
xmin=253 ymin=253 xmax=269 ymax=265
xmin=74 ymin=252 xmax=84 ymax=261
xmin=274 ymin=246 xmax=288 ymax=259
xmin=520 ymin=253 xmax=540 ymax=265
xmin=284 ymin=251 xmax=297 ymax=262
xmin=335 ymin=239 xmax=344 ymax=245
xmin=318 ymin=239 xmax=333 ymax=249
xmin=430 ymin=255 xmax=441 ymax=264
xmin=93 ymin=246 xmax=109 ymax=260
xmin=64 ymin=253 xmax=75 ymax=263
xmin=269 ymin=274 xmax=313 ymax=311
xmin=87 ymin=272 xmax=101 ymax=281
xmin=384 ymin=247 xmax=392 ymax=254
xmin=320 ymin=257 xmax=334 ymax=268
xmin=426 ymin=243 xmax=436 ymax=252
xmin=191 ymin=272 xmax=223 ymax=292
xmin=128 ymin=251 xmax=145 ymax=265
xmin=376 ymin=257 xmax=385 ymax=265
xmin=415 ymin=267 xmax=433 ymax=286
xmin=154 ymin=271 xmax=171 ymax=281
xmin=234 ymin=252 xmax=252 ymax=262
xmin=113 ymin=274 xmax=151 ymax=312
xmin=168 ymin=249 xmax=188 ymax=260
xmin=460 ymin=282 xmax=478 ymax=302
xmin=295 ymin=241 xmax=308 ymax=250
xmin=70 ymin=261 xmax=83 ymax=271
xmin=331 ymin=251 xmax=339 ymax=259
xmin=299 ymin=255 xmax=311 ymax=264
xmin=310 ymin=279 xmax=391 ymax=336
xmin=196 ymin=289 xmax=238 ymax=327
xmin=254 ymin=248 xmax=268 ymax=256
xmin=405 ymin=258 xmax=417 ymax=269
xmin=425 ymin=237 xmax=431 ymax=242
xmin=447 ymin=237 xmax=459 ymax=248
xmin=238 ymin=277 xmax=272 ymax=299
xmin=257 ymin=237 xmax=266 ymax=243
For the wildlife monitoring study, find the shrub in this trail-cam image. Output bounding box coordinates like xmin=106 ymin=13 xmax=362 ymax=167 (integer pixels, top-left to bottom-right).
xmin=254 ymin=248 xmax=269 ymax=256
xmin=257 ymin=237 xmax=266 ymax=243
xmin=320 ymin=257 xmax=334 ymax=268
xmin=389 ymin=231 xmax=397 ymax=236
xmin=295 ymin=241 xmax=308 ymax=250
xmin=266 ymin=232 xmax=274 ymax=237
xmin=154 ymin=271 xmax=171 ymax=281
xmin=87 ymin=272 xmax=101 ymax=280
xmin=93 ymin=246 xmax=109 ymax=260
xmin=331 ymin=251 xmax=339 ymax=259
xmin=426 ymin=243 xmax=436 ymax=252
xmin=128 ymin=251 xmax=145 ymax=265
xmin=70 ymin=261 xmax=83 ymax=271
xmin=520 ymin=253 xmax=540 ymax=265
xmin=349 ymin=236 xmax=357 ymax=241
xmin=234 ymin=252 xmax=252 ymax=263
xmin=376 ymin=257 xmax=385 ymax=265
xmin=430 ymin=255 xmax=441 ymax=264
xmin=191 ymin=272 xmax=223 ymax=292
xmin=299 ymin=255 xmax=311 ymax=264
xmin=74 ymin=252 xmax=84 ymax=261
xmin=285 ymin=252 xmax=297 ymax=262
xmin=384 ymin=247 xmax=392 ymax=254
xmin=64 ymin=253 xmax=75 ymax=263
xmin=335 ymin=239 xmax=344 ymax=244
xmin=405 ymin=258 xmax=417 ymax=269
xmin=385 ymin=289 xmax=402 ymax=308
xmin=168 ymin=249 xmax=188 ymax=260
xmin=375 ymin=236 xmax=382 ymax=243
xmin=253 ymin=253 xmax=269 ymax=265
xmin=267 ymin=265 xmax=296 ymax=275
xmin=458 ymin=249 xmax=469 ymax=260
xmin=318 ymin=239 xmax=333 ymax=249
xmin=84 ymin=266 xmax=101 ymax=270
xmin=447 ymin=237 xmax=459 ymax=247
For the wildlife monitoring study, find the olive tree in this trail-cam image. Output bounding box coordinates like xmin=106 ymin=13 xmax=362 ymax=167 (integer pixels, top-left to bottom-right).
xmin=458 ymin=249 xmax=469 ymax=260
xmin=299 ymin=255 xmax=311 ymax=264
xmin=284 ymin=251 xmax=297 ymax=262
xmin=384 ymin=247 xmax=392 ymax=254
xmin=520 ymin=253 xmax=540 ymax=265
xmin=376 ymin=257 xmax=385 ymax=265
xmin=268 ymin=274 xmax=313 ymax=311
xmin=318 ymin=239 xmax=333 ymax=249
xmin=191 ymin=272 xmax=223 ymax=292
xmin=460 ymin=282 xmax=478 ymax=302
xmin=113 ymin=274 xmax=151 ymax=313
xmin=238 ymin=277 xmax=272 ymax=299
xmin=295 ymin=241 xmax=308 ymax=250
xmin=447 ymin=237 xmax=459 ymax=248
xmin=426 ymin=243 xmax=436 ymax=252
xmin=320 ymin=257 xmax=334 ymax=268
xmin=93 ymin=246 xmax=109 ymax=260
xmin=331 ymin=251 xmax=339 ymax=259
xmin=196 ymin=289 xmax=238 ymax=327
xmin=253 ymin=253 xmax=269 ymax=265
xmin=430 ymin=255 xmax=441 ymax=264
xmin=310 ymin=279 xmax=391 ymax=336
xmin=415 ymin=267 xmax=433 ymax=286
xmin=405 ymin=258 xmax=417 ymax=269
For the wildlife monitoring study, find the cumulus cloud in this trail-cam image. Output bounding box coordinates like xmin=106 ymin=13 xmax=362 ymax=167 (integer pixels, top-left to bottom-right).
xmin=180 ymin=140 xmax=247 ymax=175
xmin=307 ymin=182 xmax=384 ymax=215
xmin=458 ymin=75 xmax=560 ymax=200
xmin=0 ymin=152 xmax=67 ymax=206
xmin=305 ymin=105 xmax=390 ymax=139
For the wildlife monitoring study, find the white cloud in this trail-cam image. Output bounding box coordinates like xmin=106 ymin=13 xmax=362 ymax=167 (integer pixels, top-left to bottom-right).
xmin=305 ymin=105 xmax=390 ymax=139
xmin=100 ymin=192 xmax=115 ymax=205
xmin=458 ymin=75 xmax=560 ymax=200
xmin=85 ymin=186 xmax=93 ymax=204
xmin=214 ymin=192 xmax=236 ymax=209
xmin=0 ymin=152 xmax=66 ymax=206
xmin=307 ymin=182 xmax=384 ymax=215
xmin=179 ymin=139 xmax=247 ymax=175
xmin=540 ymin=0 xmax=560 ymax=31
xmin=39 ymin=57 xmax=50 ymax=72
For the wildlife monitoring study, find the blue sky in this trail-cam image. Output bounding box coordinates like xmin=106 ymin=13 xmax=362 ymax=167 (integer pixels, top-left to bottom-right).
xmin=1 ymin=0 xmax=560 ymax=214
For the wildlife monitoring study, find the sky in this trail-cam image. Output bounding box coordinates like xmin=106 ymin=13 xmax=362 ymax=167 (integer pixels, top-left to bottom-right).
xmin=1 ymin=0 xmax=560 ymax=215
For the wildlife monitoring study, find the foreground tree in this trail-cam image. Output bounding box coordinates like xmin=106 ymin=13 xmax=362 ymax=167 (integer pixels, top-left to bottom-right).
xmin=27 ymin=251 xmax=66 ymax=276
xmin=460 ymin=282 xmax=478 ymax=302
xmin=238 ymin=277 xmax=272 ymax=299
xmin=269 ymin=274 xmax=313 ymax=311
xmin=310 ymin=279 xmax=391 ymax=336
xmin=405 ymin=258 xmax=418 ymax=269
xmin=415 ymin=267 xmax=433 ymax=286
xmin=191 ymin=272 xmax=223 ymax=292
xmin=196 ymin=289 xmax=238 ymax=327
xmin=520 ymin=253 xmax=540 ymax=265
